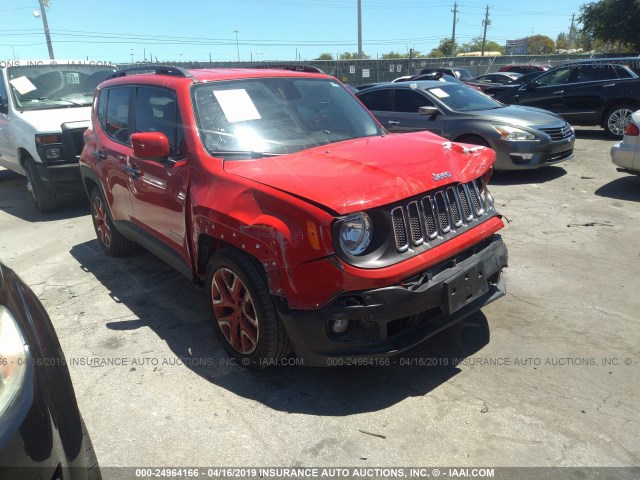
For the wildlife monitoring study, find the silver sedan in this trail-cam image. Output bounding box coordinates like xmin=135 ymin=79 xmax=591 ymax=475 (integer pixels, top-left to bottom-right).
xmin=356 ymin=80 xmax=575 ymax=170
xmin=611 ymin=110 xmax=640 ymax=175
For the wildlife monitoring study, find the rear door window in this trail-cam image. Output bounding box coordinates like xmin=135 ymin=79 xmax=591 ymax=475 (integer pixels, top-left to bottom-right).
xmin=358 ymin=89 xmax=393 ymax=111
xmin=104 ymin=87 xmax=132 ymax=144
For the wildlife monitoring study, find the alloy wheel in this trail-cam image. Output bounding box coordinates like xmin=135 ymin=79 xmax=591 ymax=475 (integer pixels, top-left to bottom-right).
xmin=608 ymin=108 xmax=634 ymax=136
xmin=211 ymin=267 xmax=259 ymax=354
xmin=92 ymin=195 xmax=112 ymax=248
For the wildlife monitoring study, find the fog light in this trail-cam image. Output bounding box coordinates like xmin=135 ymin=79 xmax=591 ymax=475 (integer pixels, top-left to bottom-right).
xmin=331 ymin=319 xmax=350 ymax=334
xmin=512 ymin=153 xmax=534 ymax=160
xmin=45 ymin=147 xmax=62 ymax=160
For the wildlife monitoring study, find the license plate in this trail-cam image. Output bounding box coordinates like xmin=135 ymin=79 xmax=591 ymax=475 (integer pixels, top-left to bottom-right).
xmin=444 ymin=264 xmax=490 ymax=315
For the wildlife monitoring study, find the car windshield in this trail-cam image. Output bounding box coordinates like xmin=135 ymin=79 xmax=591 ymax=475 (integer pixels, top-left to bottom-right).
xmin=192 ymin=77 xmax=382 ymax=157
xmin=425 ymin=84 xmax=503 ymax=112
xmin=7 ymin=64 xmax=117 ymax=111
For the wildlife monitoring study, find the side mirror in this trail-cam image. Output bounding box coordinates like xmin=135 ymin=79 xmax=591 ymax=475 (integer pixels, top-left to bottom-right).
xmin=130 ymin=132 xmax=170 ymax=159
xmin=0 ymin=95 xmax=8 ymax=114
xmin=419 ymin=106 xmax=439 ymax=116
xmin=525 ymin=81 xmax=540 ymax=91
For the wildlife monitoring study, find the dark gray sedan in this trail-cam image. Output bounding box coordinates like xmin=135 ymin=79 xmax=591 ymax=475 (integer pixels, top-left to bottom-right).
xmin=356 ymin=80 xmax=575 ymax=170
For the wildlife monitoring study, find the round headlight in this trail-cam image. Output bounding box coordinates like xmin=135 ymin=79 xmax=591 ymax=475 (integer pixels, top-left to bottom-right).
xmin=0 ymin=306 xmax=29 ymax=419
xmin=339 ymin=212 xmax=372 ymax=256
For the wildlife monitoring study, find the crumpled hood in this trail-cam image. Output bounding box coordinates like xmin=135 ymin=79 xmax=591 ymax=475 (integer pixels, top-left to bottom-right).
xmin=16 ymin=107 xmax=92 ymax=132
xmin=223 ymin=132 xmax=495 ymax=214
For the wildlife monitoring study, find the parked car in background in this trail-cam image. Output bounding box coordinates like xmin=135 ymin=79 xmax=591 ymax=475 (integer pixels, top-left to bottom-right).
xmin=80 ymin=65 xmax=508 ymax=368
xmin=489 ymin=62 xmax=640 ymax=138
xmin=472 ymin=72 xmax=523 ymax=84
xmin=420 ymin=67 xmax=474 ymax=80
xmin=356 ymin=80 xmax=575 ymax=170
xmin=397 ymin=72 xmax=483 ymax=91
xmin=0 ymin=61 xmax=117 ymax=212
xmin=564 ymin=57 xmax=640 ymax=76
xmin=498 ymin=64 xmax=550 ymax=75
xmin=0 ymin=261 xmax=100 ymax=479
xmin=611 ymin=109 xmax=640 ymax=175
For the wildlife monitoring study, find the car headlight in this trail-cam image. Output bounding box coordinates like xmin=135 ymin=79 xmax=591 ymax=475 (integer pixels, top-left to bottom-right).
xmin=0 ymin=305 xmax=30 ymax=419
xmin=492 ymin=125 xmax=536 ymax=141
xmin=339 ymin=212 xmax=372 ymax=255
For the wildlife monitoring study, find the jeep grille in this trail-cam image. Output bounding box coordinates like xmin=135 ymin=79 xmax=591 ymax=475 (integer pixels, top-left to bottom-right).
xmin=390 ymin=178 xmax=493 ymax=253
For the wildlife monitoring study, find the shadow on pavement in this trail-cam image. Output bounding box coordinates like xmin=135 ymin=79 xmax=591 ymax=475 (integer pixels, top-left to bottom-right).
xmin=573 ymin=128 xmax=613 ymax=141
xmin=69 ymin=240 xmax=490 ymax=416
xmin=0 ymin=169 xmax=89 ymax=222
xmin=491 ymin=165 xmax=567 ymax=185
xmin=595 ymin=175 xmax=640 ymax=202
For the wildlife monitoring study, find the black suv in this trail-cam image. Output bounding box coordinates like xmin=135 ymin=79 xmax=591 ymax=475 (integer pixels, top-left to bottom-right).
xmin=487 ymin=62 xmax=640 ymax=138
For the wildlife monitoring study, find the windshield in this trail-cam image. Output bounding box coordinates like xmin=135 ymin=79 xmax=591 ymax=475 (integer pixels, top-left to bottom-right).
xmin=7 ymin=64 xmax=117 ymax=111
xmin=425 ymin=84 xmax=503 ymax=112
xmin=192 ymin=77 xmax=383 ymax=157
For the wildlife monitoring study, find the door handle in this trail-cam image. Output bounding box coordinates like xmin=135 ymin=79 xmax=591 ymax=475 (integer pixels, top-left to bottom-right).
xmin=552 ymin=90 xmax=565 ymax=95
xmin=603 ymin=83 xmax=616 ymax=88
xmin=124 ymin=165 xmax=141 ymax=178
xmin=387 ymin=120 xmax=400 ymax=126
xmin=92 ymin=151 xmax=105 ymax=161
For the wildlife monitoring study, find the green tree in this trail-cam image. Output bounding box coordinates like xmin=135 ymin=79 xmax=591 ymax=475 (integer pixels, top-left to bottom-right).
xmin=459 ymin=36 xmax=505 ymax=54
xmin=525 ymin=35 xmax=555 ymax=54
xmin=429 ymin=38 xmax=457 ymax=58
xmin=315 ymin=53 xmax=334 ymax=60
xmin=339 ymin=52 xmax=371 ymax=60
xmin=556 ymin=32 xmax=569 ymax=51
xmin=579 ymin=0 xmax=640 ymax=51
xmin=380 ymin=50 xmax=423 ymax=59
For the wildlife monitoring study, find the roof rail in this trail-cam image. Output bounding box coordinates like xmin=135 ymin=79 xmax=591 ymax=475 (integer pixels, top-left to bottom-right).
xmin=251 ymin=64 xmax=326 ymax=74
xmin=106 ymin=65 xmax=193 ymax=80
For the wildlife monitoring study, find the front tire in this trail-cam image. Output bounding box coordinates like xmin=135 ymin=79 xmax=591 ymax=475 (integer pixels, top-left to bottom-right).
xmin=206 ymin=249 xmax=292 ymax=369
xmin=89 ymin=188 xmax=136 ymax=256
xmin=24 ymin=157 xmax=57 ymax=212
xmin=604 ymin=105 xmax=635 ymax=138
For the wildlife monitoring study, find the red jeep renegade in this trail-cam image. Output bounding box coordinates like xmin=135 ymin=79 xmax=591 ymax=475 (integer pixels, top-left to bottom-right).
xmin=80 ymin=66 xmax=508 ymax=368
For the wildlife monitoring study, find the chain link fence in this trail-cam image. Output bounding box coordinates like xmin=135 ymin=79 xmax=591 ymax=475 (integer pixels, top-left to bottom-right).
xmin=119 ymin=53 xmax=639 ymax=86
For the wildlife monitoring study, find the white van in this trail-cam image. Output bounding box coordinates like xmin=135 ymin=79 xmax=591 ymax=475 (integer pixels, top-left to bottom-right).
xmin=0 ymin=60 xmax=117 ymax=211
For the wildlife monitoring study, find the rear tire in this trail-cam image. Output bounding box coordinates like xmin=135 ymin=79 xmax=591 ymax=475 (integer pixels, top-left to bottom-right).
xmin=89 ymin=188 xmax=136 ymax=256
xmin=206 ymin=249 xmax=292 ymax=369
xmin=604 ymin=105 xmax=636 ymax=138
xmin=81 ymin=417 xmax=102 ymax=480
xmin=24 ymin=157 xmax=57 ymax=212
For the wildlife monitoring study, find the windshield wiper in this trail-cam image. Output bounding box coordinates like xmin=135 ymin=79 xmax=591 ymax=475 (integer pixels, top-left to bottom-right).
xmin=210 ymin=150 xmax=283 ymax=158
xmin=29 ymin=97 xmax=85 ymax=106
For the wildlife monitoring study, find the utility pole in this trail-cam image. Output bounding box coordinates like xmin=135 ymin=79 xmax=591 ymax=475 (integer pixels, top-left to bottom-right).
xmin=568 ymin=13 xmax=576 ymax=49
xmin=357 ymin=0 xmax=363 ymax=59
xmin=233 ymin=30 xmax=240 ymax=61
xmin=481 ymin=5 xmax=490 ymax=56
xmin=450 ymin=2 xmax=458 ymax=57
xmin=38 ymin=0 xmax=54 ymax=60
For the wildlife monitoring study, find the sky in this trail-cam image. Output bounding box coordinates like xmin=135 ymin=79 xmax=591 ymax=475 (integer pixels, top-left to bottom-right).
xmin=0 ymin=0 xmax=586 ymax=64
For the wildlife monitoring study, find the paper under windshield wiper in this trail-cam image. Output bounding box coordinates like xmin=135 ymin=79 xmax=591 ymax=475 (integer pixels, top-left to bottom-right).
xmin=211 ymin=150 xmax=283 ymax=158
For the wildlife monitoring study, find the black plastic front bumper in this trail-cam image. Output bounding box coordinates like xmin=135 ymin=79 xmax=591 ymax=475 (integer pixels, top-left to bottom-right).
xmin=277 ymin=235 xmax=508 ymax=366
xmin=35 ymin=162 xmax=83 ymax=193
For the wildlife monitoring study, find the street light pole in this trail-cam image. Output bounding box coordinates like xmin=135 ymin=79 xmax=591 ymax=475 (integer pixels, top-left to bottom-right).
xmin=38 ymin=0 xmax=54 ymax=60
